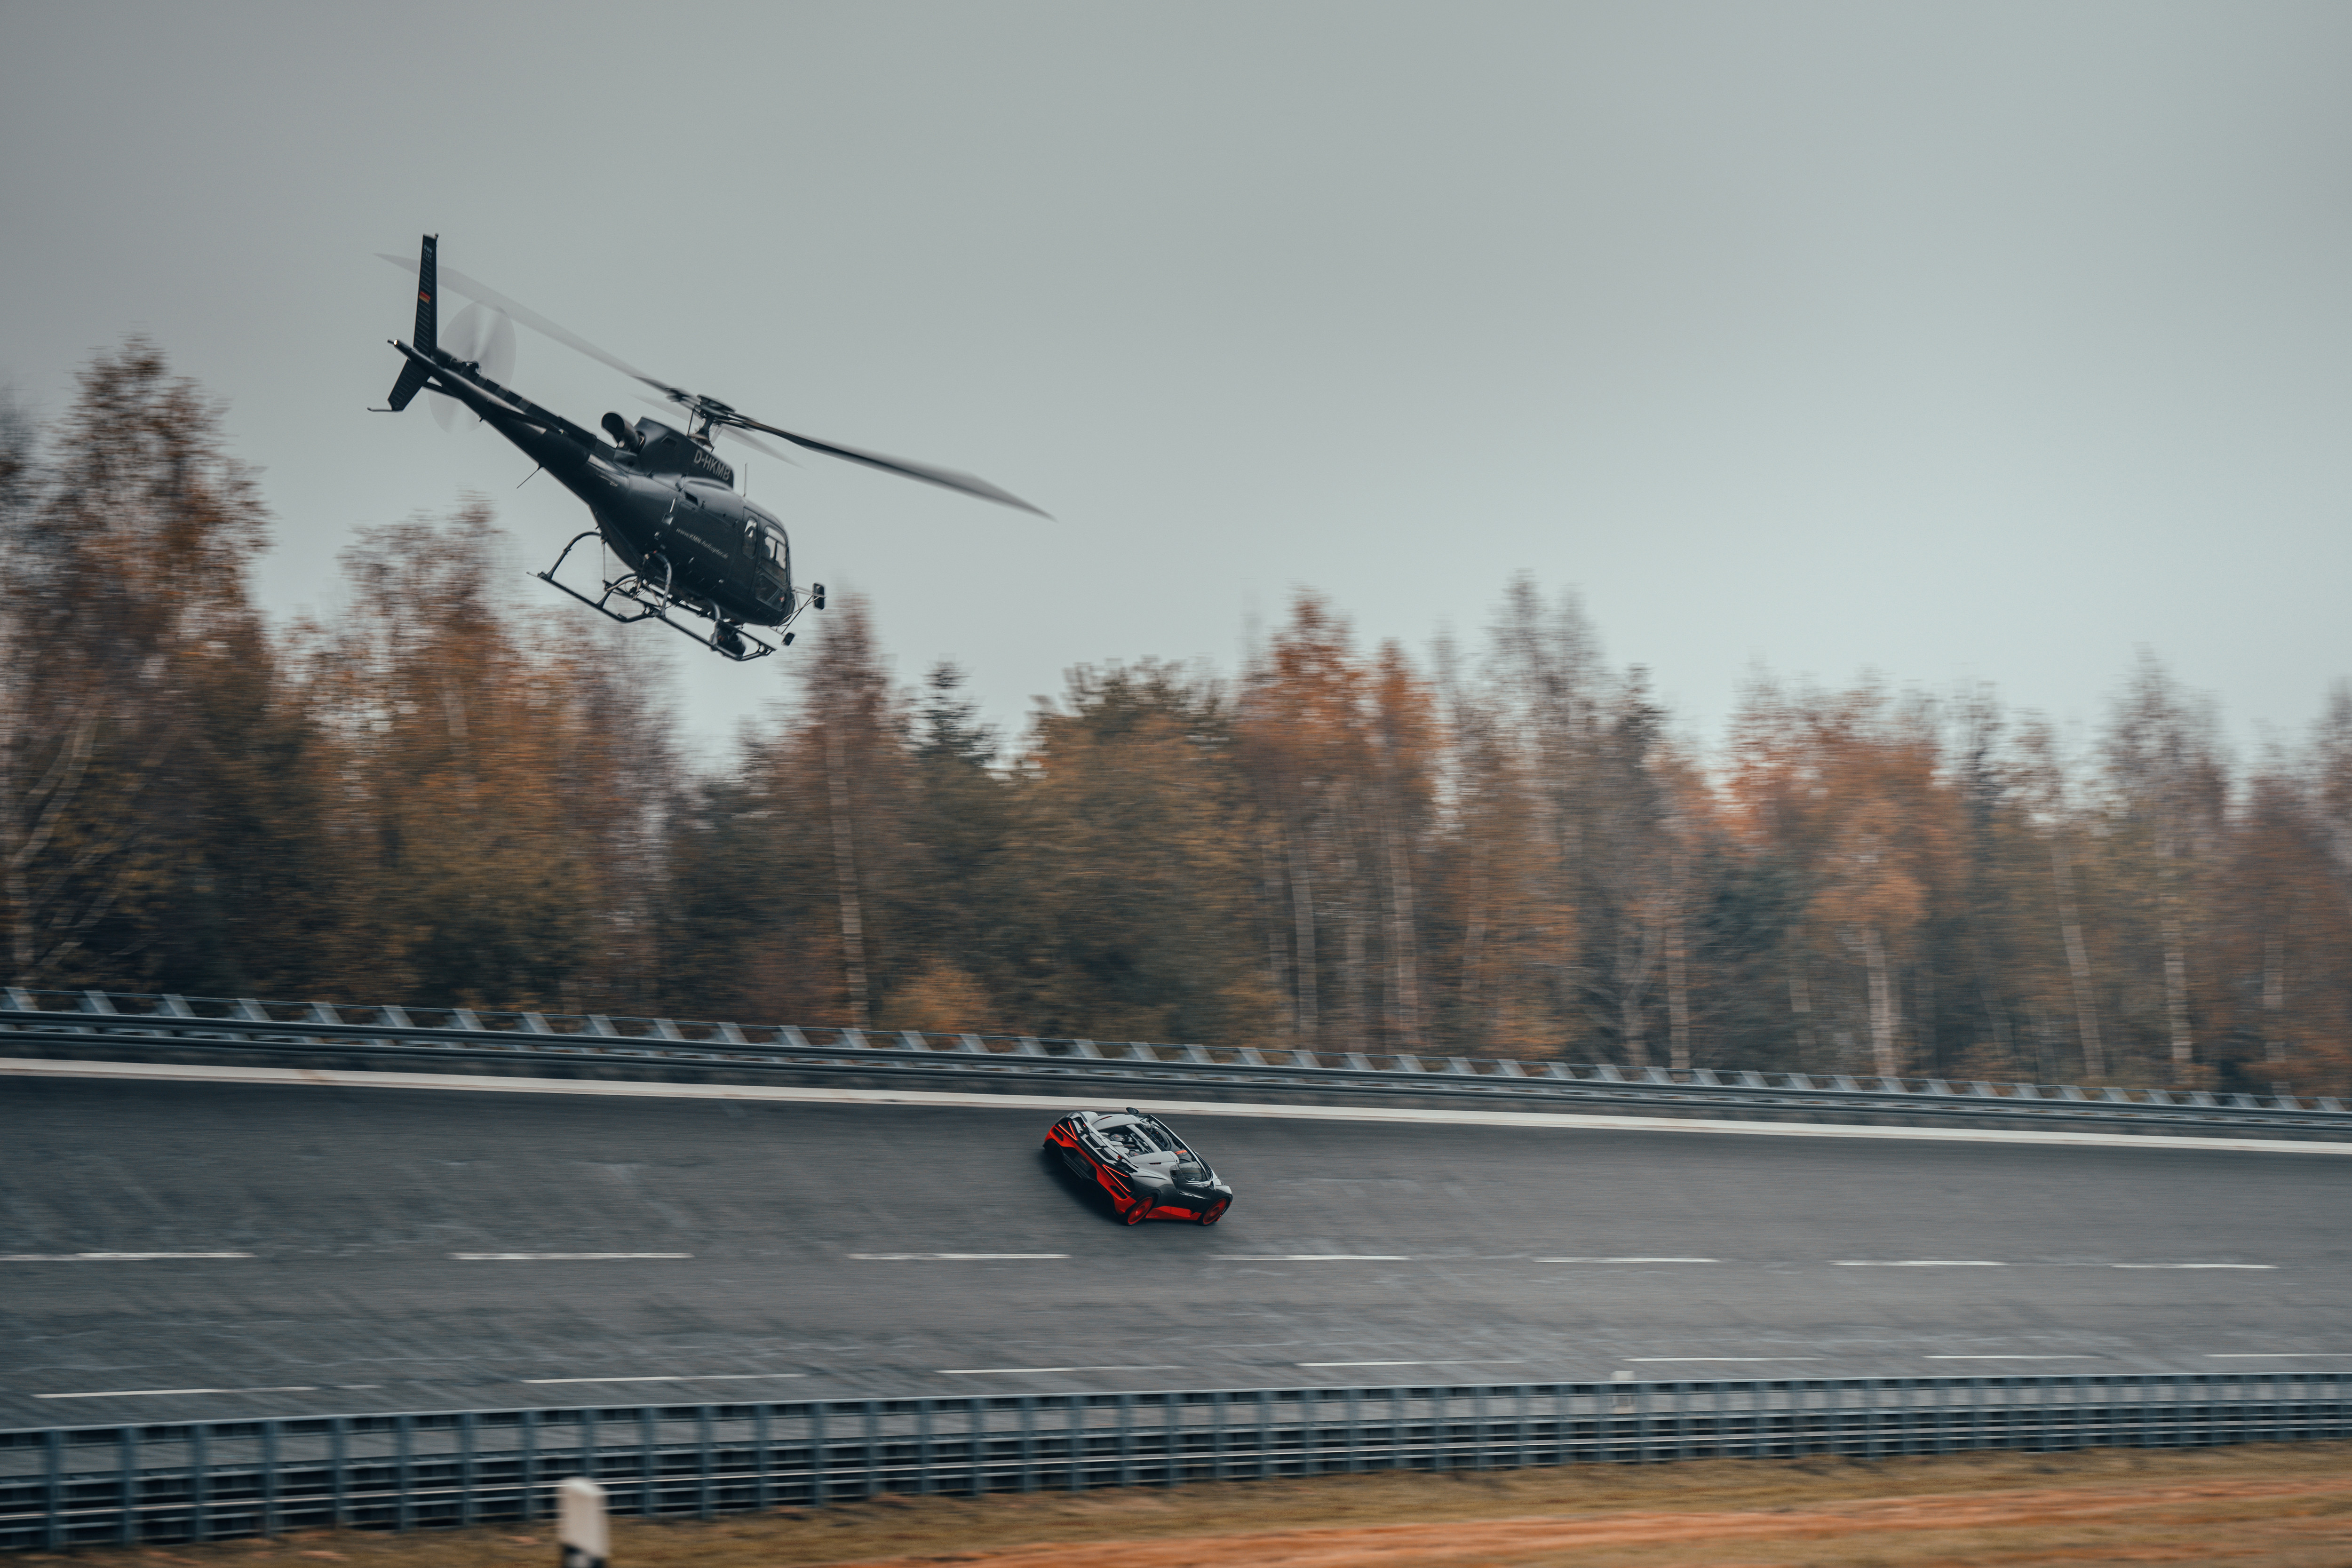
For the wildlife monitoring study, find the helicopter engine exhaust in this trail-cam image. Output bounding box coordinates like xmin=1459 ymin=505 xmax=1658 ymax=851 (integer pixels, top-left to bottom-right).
xmin=600 ymin=411 xmax=642 ymax=452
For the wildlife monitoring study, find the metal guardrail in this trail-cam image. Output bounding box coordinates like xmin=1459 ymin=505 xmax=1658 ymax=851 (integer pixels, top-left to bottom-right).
xmin=5 ymin=988 xmax=2348 ymax=1138
xmin=5 ymin=1373 xmax=2346 ymax=1548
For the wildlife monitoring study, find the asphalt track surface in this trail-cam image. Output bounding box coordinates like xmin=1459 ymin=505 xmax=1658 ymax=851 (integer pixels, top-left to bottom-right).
xmin=4 ymin=1077 xmax=2350 ymax=1429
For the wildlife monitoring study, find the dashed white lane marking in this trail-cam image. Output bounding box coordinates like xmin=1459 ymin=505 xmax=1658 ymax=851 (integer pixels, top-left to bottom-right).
xmin=1536 ymin=1257 xmax=1719 ymax=1264
xmin=1218 ymin=1255 xmax=1412 ymax=1262
xmin=1 ymin=1251 xmax=255 ymax=1261
xmin=850 ymin=1253 xmax=1070 ymax=1261
xmin=1833 ymin=1259 xmax=2008 ymax=1267
xmin=450 ymin=1252 xmax=692 ymax=1261
xmin=2114 ymin=1263 xmax=2277 ymax=1269
xmin=38 ymin=1385 xmax=317 ymax=1400
xmin=1297 ymin=1359 xmax=1528 ymax=1368
xmin=939 ymin=1365 xmax=1184 ymax=1376
xmin=16 ymin=1058 xmax=2349 ymax=1157
xmin=523 ymin=1373 xmax=807 ymax=1385
xmin=1925 ymin=1354 xmax=2098 ymax=1361
xmin=1626 ymin=1356 xmax=1820 ymax=1363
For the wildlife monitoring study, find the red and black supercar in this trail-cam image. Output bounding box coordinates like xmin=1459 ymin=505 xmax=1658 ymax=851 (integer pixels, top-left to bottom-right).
xmin=1044 ymin=1107 xmax=1233 ymax=1226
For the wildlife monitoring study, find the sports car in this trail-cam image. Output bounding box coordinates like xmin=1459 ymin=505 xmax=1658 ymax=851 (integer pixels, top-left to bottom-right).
xmin=1044 ymin=1107 xmax=1233 ymax=1225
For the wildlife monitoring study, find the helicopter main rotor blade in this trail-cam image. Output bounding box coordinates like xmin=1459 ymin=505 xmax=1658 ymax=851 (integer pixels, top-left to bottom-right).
xmin=714 ymin=426 xmax=796 ymax=464
xmin=379 ymin=251 xmax=691 ymax=404
xmin=381 ymin=248 xmax=1046 ymax=515
xmin=731 ymin=415 xmax=1049 ymax=516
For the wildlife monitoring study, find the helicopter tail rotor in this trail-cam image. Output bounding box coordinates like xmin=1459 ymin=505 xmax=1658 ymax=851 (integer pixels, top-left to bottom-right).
xmin=428 ymin=301 xmax=518 ymax=431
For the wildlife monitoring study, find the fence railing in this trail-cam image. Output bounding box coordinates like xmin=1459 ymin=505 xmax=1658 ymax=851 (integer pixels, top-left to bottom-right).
xmin=5 ymin=988 xmax=2348 ymax=1139
xmin=5 ymin=1373 xmax=2345 ymax=1549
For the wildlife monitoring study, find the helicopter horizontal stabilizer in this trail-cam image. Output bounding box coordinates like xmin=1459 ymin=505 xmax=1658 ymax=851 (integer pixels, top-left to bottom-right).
xmin=386 ymin=339 xmax=558 ymax=435
xmin=382 ymin=233 xmax=439 ymax=412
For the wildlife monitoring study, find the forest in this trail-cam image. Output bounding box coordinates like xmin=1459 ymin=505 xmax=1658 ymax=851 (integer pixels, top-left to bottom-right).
xmin=6 ymin=343 xmax=2351 ymax=1095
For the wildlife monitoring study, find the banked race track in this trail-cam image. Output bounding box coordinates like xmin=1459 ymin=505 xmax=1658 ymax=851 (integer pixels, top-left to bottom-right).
xmin=4 ymin=995 xmax=2352 ymax=1432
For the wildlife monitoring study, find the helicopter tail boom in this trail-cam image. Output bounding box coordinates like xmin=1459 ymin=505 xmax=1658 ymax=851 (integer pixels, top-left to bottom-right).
xmin=382 ymin=234 xmax=440 ymax=412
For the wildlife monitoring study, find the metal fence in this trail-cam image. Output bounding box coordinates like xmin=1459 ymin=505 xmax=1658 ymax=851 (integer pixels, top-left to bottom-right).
xmin=3 ymin=1373 xmax=2345 ymax=1549
xmin=5 ymin=987 xmax=2347 ymax=1139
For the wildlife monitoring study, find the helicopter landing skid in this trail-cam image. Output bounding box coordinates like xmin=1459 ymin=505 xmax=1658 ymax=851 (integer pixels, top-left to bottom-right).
xmin=535 ymin=532 xmax=796 ymax=663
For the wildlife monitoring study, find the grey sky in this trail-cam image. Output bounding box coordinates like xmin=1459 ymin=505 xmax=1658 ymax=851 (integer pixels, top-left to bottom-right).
xmin=5 ymin=2 xmax=2347 ymax=764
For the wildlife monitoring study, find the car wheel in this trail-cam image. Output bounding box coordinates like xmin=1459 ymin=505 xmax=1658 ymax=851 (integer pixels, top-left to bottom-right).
xmin=1198 ymin=1200 xmax=1228 ymax=1226
xmin=1123 ymin=1193 xmax=1152 ymax=1225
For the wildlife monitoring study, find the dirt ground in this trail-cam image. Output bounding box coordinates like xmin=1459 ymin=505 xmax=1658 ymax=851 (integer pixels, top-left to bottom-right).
xmin=28 ymin=1442 xmax=2352 ymax=1568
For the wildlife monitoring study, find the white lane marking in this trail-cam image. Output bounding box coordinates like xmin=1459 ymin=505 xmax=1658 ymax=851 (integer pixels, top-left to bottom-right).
xmin=1 ymin=1251 xmax=255 ymax=1261
xmin=2113 ymin=1263 xmax=2277 ymax=1269
xmin=850 ymin=1253 xmax=1069 ymax=1261
xmin=1537 ymin=1257 xmax=1719 ymax=1264
xmin=1297 ymin=1359 xmax=1528 ymax=1368
xmin=38 ymin=1385 xmax=317 ymax=1400
xmin=939 ymin=1365 xmax=1184 ymax=1376
xmin=1218 ymin=1255 xmax=1413 ymax=1261
xmin=1924 ymin=1354 xmax=2098 ymax=1360
xmin=15 ymin=1057 xmax=2349 ymax=1157
xmin=1625 ymin=1356 xmax=1820 ymax=1363
xmin=450 ymin=1252 xmax=692 ymax=1261
xmin=1833 ymin=1259 xmax=2008 ymax=1267
xmin=523 ymin=1373 xmax=806 ymax=1385
xmin=2206 ymin=1353 xmax=2352 ymax=1358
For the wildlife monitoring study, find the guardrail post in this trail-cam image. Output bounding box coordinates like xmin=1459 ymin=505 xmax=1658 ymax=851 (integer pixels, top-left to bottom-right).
xmin=864 ymin=1401 xmax=881 ymax=1499
xmin=558 ymin=1477 xmax=608 ymax=1568
xmin=1018 ymin=1396 xmax=1036 ymax=1492
xmin=696 ymin=1405 xmax=715 ymax=1519
xmin=119 ymin=1423 xmax=140 ymax=1544
xmin=43 ymin=1428 xmax=63 ymax=1551
xmin=1116 ymin=1393 xmax=1134 ymax=1487
xmin=461 ymin=1410 xmax=478 ymax=1526
xmin=263 ymin=1417 xmax=282 ymax=1536
xmin=394 ymin=1414 xmax=413 ymax=1532
xmin=191 ymin=1422 xmax=212 ymax=1543
xmin=752 ymin=1403 xmax=771 ymax=1513
xmin=637 ymin=1408 xmax=657 ymax=1516
xmin=801 ymin=1401 xmax=818 ymax=1509
xmin=916 ymin=1400 xmax=934 ymax=1495
xmin=520 ymin=1409 xmax=540 ymax=1522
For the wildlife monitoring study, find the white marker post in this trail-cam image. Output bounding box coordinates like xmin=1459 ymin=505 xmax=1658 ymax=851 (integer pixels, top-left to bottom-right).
xmin=558 ymin=1477 xmax=609 ymax=1568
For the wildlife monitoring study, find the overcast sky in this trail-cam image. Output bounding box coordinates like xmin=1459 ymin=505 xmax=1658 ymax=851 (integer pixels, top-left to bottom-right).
xmin=5 ymin=2 xmax=2348 ymax=765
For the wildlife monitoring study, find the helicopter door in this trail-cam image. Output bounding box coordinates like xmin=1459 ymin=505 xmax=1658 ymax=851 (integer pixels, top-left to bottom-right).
xmin=753 ymin=525 xmax=790 ymax=606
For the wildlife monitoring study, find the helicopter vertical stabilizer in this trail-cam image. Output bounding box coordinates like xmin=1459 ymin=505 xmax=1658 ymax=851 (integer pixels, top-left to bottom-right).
xmin=382 ymin=234 xmax=439 ymax=412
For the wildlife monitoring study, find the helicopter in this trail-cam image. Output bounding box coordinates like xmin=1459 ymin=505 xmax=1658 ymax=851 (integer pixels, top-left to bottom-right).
xmin=373 ymin=235 xmax=1044 ymax=661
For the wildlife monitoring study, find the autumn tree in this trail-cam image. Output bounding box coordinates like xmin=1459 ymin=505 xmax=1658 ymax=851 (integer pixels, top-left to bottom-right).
xmin=998 ymin=661 xmax=1275 ymax=1043
xmin=2100 ymin=657 xmax=2229 ymax=1078
xmin=297 ymin=507 xmax=675 ymax=1011
xmin=1 ymin=342 xmax=326 ymax=994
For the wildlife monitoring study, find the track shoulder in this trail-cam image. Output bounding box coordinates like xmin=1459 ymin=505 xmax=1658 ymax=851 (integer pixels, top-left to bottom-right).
xmin=7 ymin=1056 xmax=2350 ymax=1156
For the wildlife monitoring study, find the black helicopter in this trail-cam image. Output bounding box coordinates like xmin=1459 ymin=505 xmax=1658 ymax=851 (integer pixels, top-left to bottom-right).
xmin=375 ymin=235 xmax=1043 ymax=661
